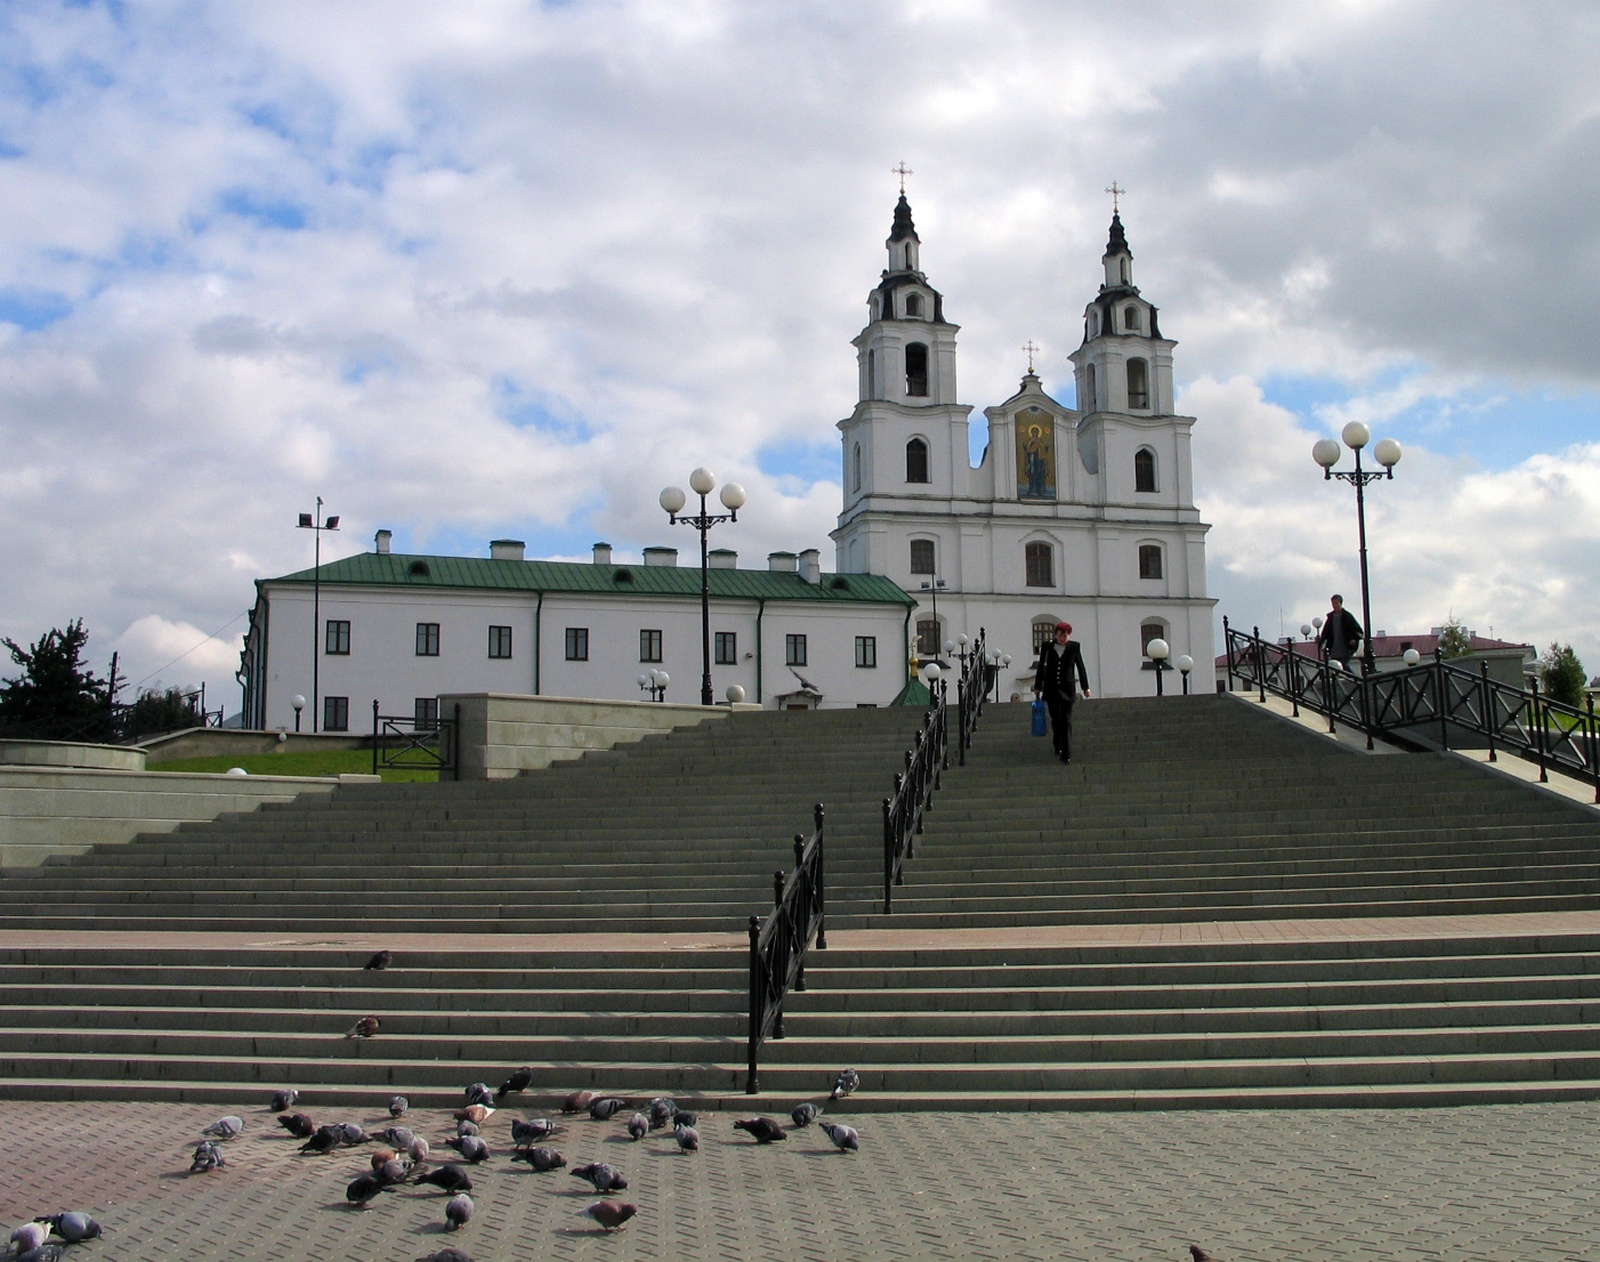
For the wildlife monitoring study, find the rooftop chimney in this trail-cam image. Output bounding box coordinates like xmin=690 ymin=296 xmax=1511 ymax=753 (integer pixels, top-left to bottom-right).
xmin=643 ymin=546 xmax=678 ymax=567
xmin=798 ymin=548 xmax=821 ymax=585
xmin=709 ymin=549 xmax=738 ymax=570
xmin=490 ymin=539 xmax=526 ymax=561
xmin=374 ymin=529 xmax=392 ymax=555
xmin=768 ymin=551 xmax=798 ymax=573
xmin=593 ymin=542 xmax=612 ymax=565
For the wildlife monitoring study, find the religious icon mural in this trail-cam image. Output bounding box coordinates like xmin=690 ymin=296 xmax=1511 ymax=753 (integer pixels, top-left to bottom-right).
xmin=1015 ymin=408 xmax=1055 ymax=500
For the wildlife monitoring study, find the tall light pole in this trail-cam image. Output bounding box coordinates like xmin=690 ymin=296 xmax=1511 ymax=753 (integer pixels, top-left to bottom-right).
xmin=1313 ymin=423 xmax=1402 ymax=676
xmin=297 ymin=498 xmax=339 ymax=732
xmin=660 ymin=468 xmax=746 ymax=706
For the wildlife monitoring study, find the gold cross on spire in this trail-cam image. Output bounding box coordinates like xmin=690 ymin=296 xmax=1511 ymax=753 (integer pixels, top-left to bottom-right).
xmin=1105 ymin=181 xmax=1125 ymax=213
xmin=893 ymin=162 xmax=914 ymax=194
xmin=1023 ymin=340 xmax=1040 ymax=373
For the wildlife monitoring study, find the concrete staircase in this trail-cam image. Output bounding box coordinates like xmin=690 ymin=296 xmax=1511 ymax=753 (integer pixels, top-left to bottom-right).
xmin=2 ymin=695 xmax=1597 ymax=1109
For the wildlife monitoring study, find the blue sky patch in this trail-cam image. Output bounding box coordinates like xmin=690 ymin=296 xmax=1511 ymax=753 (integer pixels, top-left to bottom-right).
xmin=756 ymin=435 xmax=837 ymax=487
xmin=493 ymin=377 xmax=595 ymax=440
xmin=217 ymin=188 xmax=308 ymax=231
xmin=0 ymin=288 xmax=72 ymax=330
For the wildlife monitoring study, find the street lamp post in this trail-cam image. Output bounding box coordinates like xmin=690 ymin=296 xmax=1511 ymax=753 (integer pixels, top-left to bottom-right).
xmin=918 ymin=578 xmax=946 ymax=659
xmin=637 ymin=669 xmax=670 ymax=702
xmin=1145 ymin=637 xmax=1171 ymax=696
xmin=1313 ymin=422 xmax=1402 ymax=676
xmin=660 ymin=468 xmax=746 ymax=706
xmin=291 ymin=695 xmax=306 ymax=733
xmin=1175 ymin=654 xmax=1194 ymax=696
xmin=296 ymin=498 xmax=339 ymax=732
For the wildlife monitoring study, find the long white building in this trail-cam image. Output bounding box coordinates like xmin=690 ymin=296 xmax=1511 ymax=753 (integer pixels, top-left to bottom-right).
xmin=832 ymin=196 xmax=1214 ymax=697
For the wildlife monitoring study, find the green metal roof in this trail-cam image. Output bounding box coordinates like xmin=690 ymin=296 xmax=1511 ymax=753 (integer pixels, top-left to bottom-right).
xmin=268 ymin=552 xmax=916 ymax=607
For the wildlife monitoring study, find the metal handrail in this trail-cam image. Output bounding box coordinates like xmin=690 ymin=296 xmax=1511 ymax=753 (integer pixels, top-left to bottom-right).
xmin=955 ymin=626 xmax=988 ymax=767
xmin=746 ymin=803 xmax=826 ymax=1094
xmin=882 ymin=682 xmax=948 ymax=914
xmin=370 ymin=701 xmax=460 ymax=779
xmin=1224 ymin=617 xmax=1599 ymax=802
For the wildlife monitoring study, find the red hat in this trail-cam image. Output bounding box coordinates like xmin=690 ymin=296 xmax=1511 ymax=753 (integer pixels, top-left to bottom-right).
xmin=1055 ymin=621 xmax=1072 ymax=633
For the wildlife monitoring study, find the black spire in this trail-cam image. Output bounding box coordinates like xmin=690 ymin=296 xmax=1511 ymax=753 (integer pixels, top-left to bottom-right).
xmin=889 ymin=193 xmax=919 ymax=243
xmin=1105 ymin=212 xmax=1131 ymax=259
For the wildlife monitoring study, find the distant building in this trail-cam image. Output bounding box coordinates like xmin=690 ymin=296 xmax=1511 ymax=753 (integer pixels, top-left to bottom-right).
xmin=237 ymin=535 xmax=915 ymax=732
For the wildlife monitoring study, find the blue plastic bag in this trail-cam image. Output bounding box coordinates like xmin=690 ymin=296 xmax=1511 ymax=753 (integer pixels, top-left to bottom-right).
xmin=1031 ymin=699 xmax=1047 ymax=737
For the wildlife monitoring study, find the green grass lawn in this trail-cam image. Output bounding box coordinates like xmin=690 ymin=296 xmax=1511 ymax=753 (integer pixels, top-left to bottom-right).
xmin=147 ymin=749 xmax=438 ymax=782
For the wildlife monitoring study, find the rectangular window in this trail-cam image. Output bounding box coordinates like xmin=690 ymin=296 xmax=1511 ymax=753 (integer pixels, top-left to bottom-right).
xmin=917 ymin=619 xmax=941 ymax=658
xmin=909 ymin=539 xmax=936 ymax=574
xmin=323 ymin=695 xmax=349 ymax=732
xmin=1139 ymin=544 xmax=1164 ymax=580
xmin=785 ymin=634 xmax=808 ymax=667
xmin=415 ymin=623 xmax=440 ymax=656
xmin=1025 ymin=542 xmax=1054 ymax=587
xmin=488 ymin=625 xmax=513 ymax=659
xmin=639 ymin=629 xmax=663 ymax=663
xmin=324 ymin=619 xmax=350 ymax=655
xmin=414 ymin=697 xmax=439 ymax=729
xmin=715 ymin=631 xmax=737 ymax=665
xmin=855 ymin=635 xmax=877 ymax=668
xmin=565 ymin=627 xmax=589 ymax=661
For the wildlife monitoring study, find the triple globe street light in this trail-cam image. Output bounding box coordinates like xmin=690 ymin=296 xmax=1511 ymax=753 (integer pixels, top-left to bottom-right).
xmin=660 ymin=468 xmax=747 ymax=707
xmin=1313 ymin=421 xmax=1402 ymax=676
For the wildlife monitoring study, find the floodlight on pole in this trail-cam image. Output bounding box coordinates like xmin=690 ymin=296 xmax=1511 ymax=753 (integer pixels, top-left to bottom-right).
xmin=296 ymin=497 xmax=339 ymax=732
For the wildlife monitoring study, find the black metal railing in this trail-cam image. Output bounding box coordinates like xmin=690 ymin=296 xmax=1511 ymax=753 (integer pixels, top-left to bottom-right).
xmin=882 ymin=682 xmax=948 ymax=914
xmin=955 ymin=626 xmax=988 ymax=767
xmin=371 ymin=701 xmax=460 ymax=779
xmin=1224 ymin=617 xmax=1599 ymax=802
xmin=746 ymin=803 xmax=826 ymax=1095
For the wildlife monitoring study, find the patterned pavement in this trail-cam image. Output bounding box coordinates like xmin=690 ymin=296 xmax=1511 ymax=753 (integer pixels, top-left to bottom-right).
xmin=4 ymin=1097 xmax=1598 ymax=1261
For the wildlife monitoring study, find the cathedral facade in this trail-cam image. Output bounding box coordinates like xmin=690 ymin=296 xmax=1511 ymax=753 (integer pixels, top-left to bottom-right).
xmin=831 ymin=195 xmax=1214 ymax=698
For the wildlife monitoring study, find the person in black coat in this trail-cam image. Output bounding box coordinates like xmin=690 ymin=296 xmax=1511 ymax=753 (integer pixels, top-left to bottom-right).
xmin=1317 ymin=594 xmax=1363 ymax=669
xmin=1034 ymin=621 xmax=1091 ymax=763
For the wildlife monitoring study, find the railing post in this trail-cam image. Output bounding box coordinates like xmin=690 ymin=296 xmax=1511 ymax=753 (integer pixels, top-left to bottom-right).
xmin=770 ymin=869 xmax=786 ymax=1038
xmin=1587 ymin=696 xmax=1598 ymax=804
xmin=1253 ymin=627 xmax=1267 ymax=703
xmin=1361 ymin=662 xmax=1375 ymax=751
xmin=1481 ymin=661 xmax=1497 ymax=763
xmin=371 ymin=699 xmax=380 ymax=775
xmin=1434 ymin=648 xmax=1449 ymax=752
xmin=745 ymin=915 xmax=761 ymax=1094
xmin=814 ymin=803 xmax=828 ymax=949
xmin=882 ymin=795 xmax=895 ymax=914
xmin=1531 ymin=678 xmax=1549 ymax=783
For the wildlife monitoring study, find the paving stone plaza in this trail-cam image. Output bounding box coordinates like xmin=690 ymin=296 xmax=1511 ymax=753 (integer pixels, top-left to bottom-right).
xmin=4 ymin=1096 xmax=1599 ymax=1260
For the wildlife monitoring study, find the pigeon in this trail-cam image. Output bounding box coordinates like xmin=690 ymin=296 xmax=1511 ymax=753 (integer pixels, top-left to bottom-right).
xmin=589 ymin=1097 xmax=627 ymax=1121
xmin=269 ymin=1088 xmax=299 ymax=1113
xmin=446 ymin=1135 xmax=490 ymax=1164
xmin=790 ymin=1103 xmax=821 ymax=1128
xmin=444 ymin=1193 xmax=473 ymax=1231
xmin=577 ymin=1200 xmax=638 ymax=1233
xmin=17 ymin=1245 xmax=66 ymax=1262
xmin=463 ymin=1083 xmax=494 ymax=1108
xmin=338 ymin=1122 xmax=369 ymax=1146
xmin=416 ymin=1165 xmax=473 ymax=1194
xmin=39 ymin=1213 xmax=102 ymax=1243
xmin=571 ymin=1162 xmax=628 ymax=1193
xmin=369 ymin=1147 xmax=397 ymax=1169
xmin=278 ymin=1112 xmax=317 ymax=1139
xmin=496 ymin=1066 xmax=534 ymax=1101
xmin=512 ymin=1145 xmax=566 ymax=1173
xmin=299 ymin=1125 xmax=343 ymax=1155
xmin=626 ymin=1113 xmax=648 ymax=1141
xmin=647 ymin=1097 xmax=676 ymax=1130
xmin=734 ymin=1117 xmax=788 ymax=1144
xmin=389 ymin=1095 xmax=409 ymax=1118
xmin=455 ymin=1120 xmax=480 ymax=1138
xmin=346 ymin=1172 xmax=386 ymax=1209
xmin=672 ymin=1109 xmax=698 ymax=1129
xmin=364 ymin=949 xmax=392 ymax=970
xmin=201 ymin=1115 xmax=244 ymax=1140
xmin=453 ymin=1104 xmax=493 ymax=1125
xmin=818 ymin=1121 xmax=859 ymax=1152
xmin=673 ymin=1124 xmax=700 ymax=1152
xmin=416 ymin=1251 xmax=475 ymax=1262
xmin=379 ymin=1126 xmax=416 ymax=1150
xmin=346 ymin=1016 xmax=381 ymax=1039
xmin=9 ymin=1223 xmax=47 ymax=1255
xmin=190 ymin=1140 xmax=227 ymax=1173
xmin=408 ymin=1136 xmax=431 ymax=1164
xmin=1189 ymin=1249 xmax=1221 ymax=1262
xmin=829 ymin=1068 xmax=860 ymax=1101
xmin=510 ymin=1117 xmax=561 ymax=1147
xmin=376 ymin=1157 xmax=413 ymax=1186
xmin=563 ymin=1090 xmax=595 ymax=1113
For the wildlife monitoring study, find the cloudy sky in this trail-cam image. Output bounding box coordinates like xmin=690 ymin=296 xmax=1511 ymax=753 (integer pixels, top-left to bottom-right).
xmin=3 ymin=0 xmax=1598 ymax=704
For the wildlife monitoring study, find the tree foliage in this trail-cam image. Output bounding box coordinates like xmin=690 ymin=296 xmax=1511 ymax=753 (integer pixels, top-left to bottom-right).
xmin=1436 ymin=616 xmax=1472 ymax=659
xmin=0 ymin=621 xmax=116 ymax=730
xmin=129 ymin=686 xmax=202 ymax=734
xmin=1539 ymin=642 xmax=1586 ymax=709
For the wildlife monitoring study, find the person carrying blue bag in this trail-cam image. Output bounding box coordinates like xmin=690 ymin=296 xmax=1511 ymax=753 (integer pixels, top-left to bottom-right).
xmin=1033 ymin=621 xmax=1091 ymax=764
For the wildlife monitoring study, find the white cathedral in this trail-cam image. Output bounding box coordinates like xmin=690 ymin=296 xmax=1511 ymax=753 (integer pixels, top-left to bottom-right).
xmin=832 ymin=193 xmax=1214 ymax=699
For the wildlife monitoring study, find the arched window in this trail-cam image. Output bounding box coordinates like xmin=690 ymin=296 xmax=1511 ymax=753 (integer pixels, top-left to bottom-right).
xmin=1138 ymin=544 xmax=1164 ymax=580
xmin=909 ymin=538 xmax=936 ymax=574
xmin=1124 ymin=305 xmax=1140 ymax=333
xmin=1091 ymin=311 xmax=1100 ymax=338
xmin=1134 ymin=447 xmax=1157 ymax=493
xmin=867 ymin=349 xmax=877 ymax=399
xmin=852 ymin=443 xmax=862 ymax=492
xmin=1025 ymin=541 xmax=1054 ymax=587
xmin=905 ymin=293 xmax=922 ymax=318
xmin=906 ymin=437 xmax=930 ymax=483
xmin=905 ymin=342 xmax=929 ymax=397
xmin=1082 ymin=363 xmax=1097 ymax=412
xmin=1120 ymin=258 xmax=1129 ymax=283
xmin=1126 ymin=357 xmax=1149 ymax=410
xmin=916 ymin=618 xmax=942 ymax=657
xmin=1032 ymin=618 xmax=1060 ymax=654
xmin=1140 ymin=622 xmax=1167 ymax=654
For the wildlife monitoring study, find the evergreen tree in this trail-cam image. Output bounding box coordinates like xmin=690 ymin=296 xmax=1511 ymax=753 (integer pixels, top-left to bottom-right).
xmin=129 ymin=686 xmax=202 ymax=734
xmin=1539 ymin=642 xmax=1586 ymax=708
xmin=1436 ymin=616 xmax=1472 ymax=659
xmin=0 ymin=621 xmax=116 ymax=736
